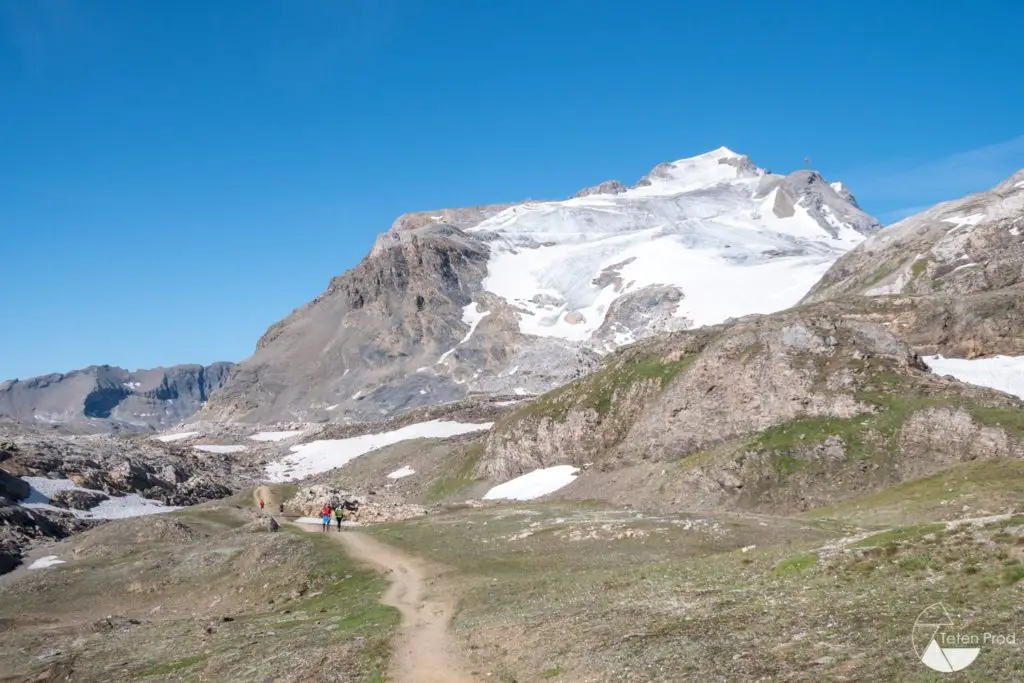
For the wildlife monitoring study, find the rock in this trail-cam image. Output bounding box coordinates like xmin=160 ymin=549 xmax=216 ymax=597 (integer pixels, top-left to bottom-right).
xmin=0 ymin=363 xmax=234 ymax=435
xmin=0 ymin=505 xmax=96 ymax=575
xmin=0 ymin=468 xmax=30 ymax=501
xmin=50 ymin=489 xmax=109 ymax=511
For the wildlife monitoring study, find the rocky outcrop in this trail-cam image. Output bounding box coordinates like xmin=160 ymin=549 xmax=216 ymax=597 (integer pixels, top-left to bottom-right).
xmin=0 ymin=423 xmax=261 ymax=507
xmin=203 ymin=223 xmax=493 ymax=423
xmin=573 ymin=180 xmax=627 ymax=198
xmin=285 ymin=485 xmax=427 ymax=524
xmin=50 ymin=489 xmax=109 ymax=510
xmin=0 ymin=362 xmax=234 ymax=434
xmin=0 ymin=467 xmax=29 ymax=501
xmin=0 ymin=504 xmax=95 ymax=573
xmin=802 ymin=170 xmax=1024 ymax=303
xmin=480 ymin=303 xmax=1024 ymax=513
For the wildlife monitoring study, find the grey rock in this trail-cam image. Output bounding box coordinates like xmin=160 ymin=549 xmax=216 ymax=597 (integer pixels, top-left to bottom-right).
xmin=0 ymin=467 xmax=29 ymax=501
xmin=573 ymin=180 xmax=627 ymax=198
xmin=0 ymin=362 xmax=234 ymax=434
xmin=50 ymin=489 xmax=110 ymax=510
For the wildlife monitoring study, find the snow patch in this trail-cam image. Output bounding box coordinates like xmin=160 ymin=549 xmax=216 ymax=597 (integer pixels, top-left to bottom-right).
xmin=153 ymin=431 xmax=199 ymax=443
xmin=942 ymin=213 xmax=986 ymax=228
xmin=194 ymin=444 xmax=247 ymax=454
xmin=325 ymin=404 xmax=339 ymax=411
xmin=437 ymin=302 xmax=491 ymax=363
xmin=483 ymin=465 xmax=580 ymax=501
xmin=386 ymin=466 xmax=415 ymax=479
xmin=265 ymin=420 xmax=493 ymax=482
xmin=28 ymin=556 xmax=65 ymax=570
xmin=249 ymin=431 xmax=304 ymax=442
xmin=924 ymin=355 xmax=1024 ymax=400
xmin=20 ymin=477 xmax=180 ymax=519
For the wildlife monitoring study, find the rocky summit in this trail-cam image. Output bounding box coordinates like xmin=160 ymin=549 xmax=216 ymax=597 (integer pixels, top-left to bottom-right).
xmin=203 ymin=147 xmax=879 ymax=424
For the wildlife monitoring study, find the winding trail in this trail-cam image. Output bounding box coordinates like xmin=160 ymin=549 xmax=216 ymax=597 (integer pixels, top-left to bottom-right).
xmin=331 ymin=531 xmax=476 ymax=683
xmin=259 ymin=484 xmax=475 ymax=680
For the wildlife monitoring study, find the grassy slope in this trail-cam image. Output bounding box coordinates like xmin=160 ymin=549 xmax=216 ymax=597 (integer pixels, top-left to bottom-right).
xmin=0 ymin=494 xmax=398 ymax=683
xmin=370 ymin=501 xmax=1022 ymax=682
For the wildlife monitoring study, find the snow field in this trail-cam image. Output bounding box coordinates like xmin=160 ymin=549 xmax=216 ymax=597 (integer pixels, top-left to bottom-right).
xmin=265 ymin=420 xmax=494 ymax=482
xmin=20 ymin=476 xmax=180 ymax=519
xmin=153 ymin=431 xmax=199 ymax=443
xmin=193 ymin=444 xmax=247 ymax=454
xmin=923 ymin=355 xmax=1024 ymax=400
xmin=483 ymin=465 xmax=580 ymax=501
xmin=249 ymin=430 xmax=305 ymax=442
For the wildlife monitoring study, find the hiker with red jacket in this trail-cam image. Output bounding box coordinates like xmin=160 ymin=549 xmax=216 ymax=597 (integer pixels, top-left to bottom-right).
xmin=258 ymin=497 xmax=265 ymax=515
xmin=321 ymin=503 xmax=332 ymax=532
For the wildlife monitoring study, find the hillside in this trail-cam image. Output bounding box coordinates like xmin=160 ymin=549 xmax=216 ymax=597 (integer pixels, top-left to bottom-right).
xmin=479 ymin=304 xmax=1024 ymax=514
xmin=203 ymin=147 xmax=879 ymax=424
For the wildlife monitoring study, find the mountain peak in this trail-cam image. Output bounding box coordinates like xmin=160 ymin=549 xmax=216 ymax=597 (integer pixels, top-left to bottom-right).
xmin=635 ymin=146 xmax=762 ymax=194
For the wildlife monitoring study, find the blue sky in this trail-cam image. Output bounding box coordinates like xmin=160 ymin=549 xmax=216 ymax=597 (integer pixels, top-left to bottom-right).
xmin=2 ymin=0 xmax=1022 ymax=380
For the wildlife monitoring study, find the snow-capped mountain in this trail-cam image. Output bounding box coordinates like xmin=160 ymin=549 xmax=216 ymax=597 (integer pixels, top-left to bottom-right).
xmin=203 ymin=147 xmax=879 ymax=423
xmin=467 ymin=147 xmax=875 ymax=346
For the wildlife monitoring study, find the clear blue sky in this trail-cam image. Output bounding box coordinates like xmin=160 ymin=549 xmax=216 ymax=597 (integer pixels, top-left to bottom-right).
xmin=2 ymin=0 xmax=1023 ymax=380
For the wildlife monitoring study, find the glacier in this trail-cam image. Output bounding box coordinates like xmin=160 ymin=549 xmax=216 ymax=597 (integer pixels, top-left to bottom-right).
xmin=466 ymin=146 xmax=876 ymax=345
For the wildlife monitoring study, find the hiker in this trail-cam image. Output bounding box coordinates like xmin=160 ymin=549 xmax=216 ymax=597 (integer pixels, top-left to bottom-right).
xmin=334 ymin=504 xmax=344 ymax=531
xmin=321 ymin=504 xmax=331 ymax=532
xmin=258 ymin=497 xmax=265 ymax=515
xmin=269 ymin=517 xmax=279 ymax=532
xmin=278 ymin=502 xmax=284 ymax=514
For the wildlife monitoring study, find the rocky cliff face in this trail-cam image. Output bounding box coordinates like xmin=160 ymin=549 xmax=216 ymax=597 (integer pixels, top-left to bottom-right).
xmin=802 ymin=170 xmax=1024 ymax=303
xmin=480 ymin=304 xmax=1024 ymax=513
xmin=0 ymin=363 xmax=234 ymax=434
xmin=205 ymin=147 xmax=878 ymax=423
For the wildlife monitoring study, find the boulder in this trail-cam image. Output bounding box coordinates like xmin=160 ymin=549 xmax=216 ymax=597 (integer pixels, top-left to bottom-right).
xmin=50 ymin=489 xmax=109 ymax=511
xmin=0 ymin=468 xmax=30 ymax=501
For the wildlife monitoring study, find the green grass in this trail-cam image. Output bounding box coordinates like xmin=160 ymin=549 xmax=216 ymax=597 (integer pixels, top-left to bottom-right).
xmin=504 ymin=349 xmax=697 ymax=424
xmin=910 ymin=257 xmax=928 ymax=279
xmin=862 ymin=264 xmax=896 ymax=288
xmin=141 ymin=655 xmax=206 ymax=677
xmin=968 ymin=405 xmax=1024 ymax=438
xmin=426 ymin=442 xmax=486 ymax=502
xmin=773 ymin=552 xmax=818 ymax=577
xmin=807 ymin=459 xmax=1024 ymax=525
xmin=850 ymin=523 xmax=945 ymax=548
xmin=541 ymin=665 xmax=567 ymax=678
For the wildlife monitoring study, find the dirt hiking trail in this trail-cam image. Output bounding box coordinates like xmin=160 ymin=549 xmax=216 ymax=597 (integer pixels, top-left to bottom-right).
xmin=299 ymin=524 xmax=477 ymax=683
xmin=253 ymin=485 xmax=278 ymax=511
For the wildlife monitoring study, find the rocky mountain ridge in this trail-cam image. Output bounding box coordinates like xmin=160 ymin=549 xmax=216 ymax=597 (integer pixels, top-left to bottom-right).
xmin=202 ymin=147 xmax=879 ymax=424
xmin=0 ymin=362 xmax=234 ymax=434
xmin=802 ymin=169 xmax=1024 ymax=303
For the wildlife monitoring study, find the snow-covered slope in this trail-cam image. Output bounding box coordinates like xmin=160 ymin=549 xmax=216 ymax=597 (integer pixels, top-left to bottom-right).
xmin=468 ymin=147 xmax=877 ymax=344
xmin=205 ymin=147 xmax=879 ymax=423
